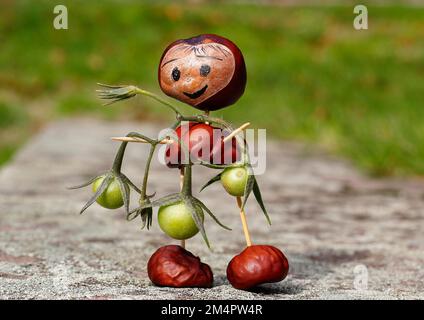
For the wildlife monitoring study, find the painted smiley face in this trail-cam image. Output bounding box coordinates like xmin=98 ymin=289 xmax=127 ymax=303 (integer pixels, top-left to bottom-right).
xmin=159 ymin=43 xmax=236 ymax=108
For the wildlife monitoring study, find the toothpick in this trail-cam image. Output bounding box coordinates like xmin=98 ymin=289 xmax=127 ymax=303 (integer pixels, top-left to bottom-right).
xmin=222 ymin=122 xmax=250 ymax=143
xmin=236 ymin=196 xmax=252 ymax=247
xmin=228 ymin=123 xmax=252 ymax=247
xmin=110 ymin=137 xmax=174 ymax=144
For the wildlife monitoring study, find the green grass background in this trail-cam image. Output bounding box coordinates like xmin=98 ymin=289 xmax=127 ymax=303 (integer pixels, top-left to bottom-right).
xmin=1 ymin=0 xmax=424 ymax=176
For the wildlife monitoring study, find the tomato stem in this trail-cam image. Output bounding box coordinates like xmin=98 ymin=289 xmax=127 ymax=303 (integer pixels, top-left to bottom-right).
xmin=170 ymin=118 xmax=182 ymax=130
xmin=179 ymin=115 xmax=233 ymax=131
xmin=181 ymin=164 xmax=193 ymax=196
xmin=179 ymin=167 xmax=186 ymax=249
xmin=140 ymin=143 xmax=157 ymax=199
xmin=134 ymin=87 xmax=181 ymax=117
xmin=97 ymin=83 xmax=182 ymax=118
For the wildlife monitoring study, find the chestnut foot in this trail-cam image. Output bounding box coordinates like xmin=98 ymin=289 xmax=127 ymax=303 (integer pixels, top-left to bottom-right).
xmin=148 ymin=245 xmax=213 ymax=288
xmin=227 ymin=245 xmax=289 ymax=290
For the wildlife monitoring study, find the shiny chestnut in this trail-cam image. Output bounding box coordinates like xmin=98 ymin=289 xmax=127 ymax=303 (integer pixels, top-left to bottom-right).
xmin=226 ymin=245 xmax=289 ymax=290
xmin=159 ymin=34 xmax=247 ymax=111
xmin=148 ymin=245 xmax=213 ymax=288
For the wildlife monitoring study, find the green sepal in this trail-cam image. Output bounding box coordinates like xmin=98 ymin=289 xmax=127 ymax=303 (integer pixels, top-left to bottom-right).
xmin=97 ymin=83 xmax=138 ymax=106
xmin=192 ymin=197 xmax=231 ymax=231
xmin=252 ymin=176 xmax=271 ymax=225
xmin=140 ymin=206 xmax=153 ymax=230
xmin=68 ymin=173 xmax=107 ymax=190
xmin=126 ymin=193 xmax=181 ymax=221
xmin=116 ymin=176 xmax=131 ymax=215
xmin=241 ymin=166 xmax=255 ymax=210
xmin=199 ymin=172 xmax=222 ymax=192
xmin=79 ymin=174 xmax=113 ymax=214
xmin=184 ymin=196 xmax=210 ymax=249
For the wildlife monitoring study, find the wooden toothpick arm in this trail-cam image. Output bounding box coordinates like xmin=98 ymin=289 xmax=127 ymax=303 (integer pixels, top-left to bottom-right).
xmin=110 ymin=136 xmax=174 ymax=144
xmin=223 ymin=122 xmax=250 ymax=143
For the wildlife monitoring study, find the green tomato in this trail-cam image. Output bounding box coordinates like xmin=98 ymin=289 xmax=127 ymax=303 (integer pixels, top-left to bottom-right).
xmin=221 ymin=167 xmax=248 ymax=197
xmin=92 ymin=176 xmax=124 ymax=209
xmin=158 ymin=202 xmax=204 ymax=240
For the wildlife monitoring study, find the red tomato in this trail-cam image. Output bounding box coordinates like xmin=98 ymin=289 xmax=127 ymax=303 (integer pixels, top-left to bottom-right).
xmin=165 ymin=121 xmax=196 ymax=168
xmin=165 ymin=122 xmax=240 ymax=168
xmin=211 ymin=132 xmax=240 ymax=165
xmin=187 ymin=123 xmax=215 ymax=164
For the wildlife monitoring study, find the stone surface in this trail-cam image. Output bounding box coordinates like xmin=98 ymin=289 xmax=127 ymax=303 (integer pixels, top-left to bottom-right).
xmin=0 ymin=119 xmax=423 ymax=300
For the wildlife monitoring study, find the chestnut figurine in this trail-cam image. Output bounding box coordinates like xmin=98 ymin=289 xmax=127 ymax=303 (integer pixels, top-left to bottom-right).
xmin=85 ymin=34 xmax=287 ymax=292
xmin=159 ymin=34 xmax=247 ymax=111
xmin=148 ymin=245 xmax=213 ymax=288
xmin=227 ymin=245 xmax=289 ymax=290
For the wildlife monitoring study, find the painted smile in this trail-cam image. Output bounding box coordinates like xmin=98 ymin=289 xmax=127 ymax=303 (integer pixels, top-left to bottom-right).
xmin=183 ymin=85 xmax=208 ymax=99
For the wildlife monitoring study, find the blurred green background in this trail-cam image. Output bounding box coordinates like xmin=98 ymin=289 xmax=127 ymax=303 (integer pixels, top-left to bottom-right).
xmin=1 ymin=0 xmax=424 ymax=176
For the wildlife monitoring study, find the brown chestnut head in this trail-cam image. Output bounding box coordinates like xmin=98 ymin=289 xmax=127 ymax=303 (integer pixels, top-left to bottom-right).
xmin=158 ymin=34 xmax=247 ymax=111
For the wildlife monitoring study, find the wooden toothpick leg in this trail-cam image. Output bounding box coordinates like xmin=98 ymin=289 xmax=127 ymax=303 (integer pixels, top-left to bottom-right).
xmin=180 ymin=166 xmax=186 ymax=249
xmin=236 ymin=196 xmax=252 ymax=247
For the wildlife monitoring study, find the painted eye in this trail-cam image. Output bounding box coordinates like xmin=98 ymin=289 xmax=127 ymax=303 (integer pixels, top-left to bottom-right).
xmin=172 ymin=67 xmax=180 ymax=81
xmin=200 ymin=64 xmax=210 ymax=77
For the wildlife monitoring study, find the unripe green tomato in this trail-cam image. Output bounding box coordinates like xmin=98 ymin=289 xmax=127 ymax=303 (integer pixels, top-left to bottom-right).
xmin=158 ymin=202 xmax=204 ymax=240
xmin=221 ymin=167 xmax=248 ymax=197
xmin=92 ymin=176 xmax=124 ymax=209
